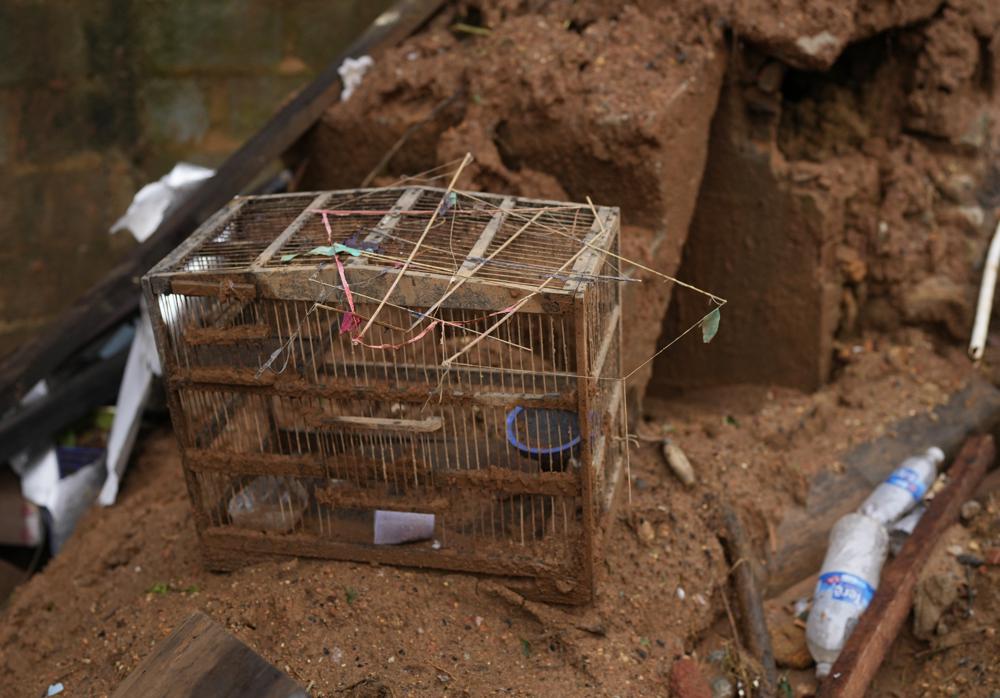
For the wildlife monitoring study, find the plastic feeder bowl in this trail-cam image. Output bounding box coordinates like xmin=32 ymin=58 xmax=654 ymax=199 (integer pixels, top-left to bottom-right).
xmin=505 ymin=406 xmax=581 ymax=471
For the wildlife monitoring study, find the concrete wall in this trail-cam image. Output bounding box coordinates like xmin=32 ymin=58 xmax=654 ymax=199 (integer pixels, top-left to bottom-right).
xmin=0 ymin=0 xmax=390 ymax=357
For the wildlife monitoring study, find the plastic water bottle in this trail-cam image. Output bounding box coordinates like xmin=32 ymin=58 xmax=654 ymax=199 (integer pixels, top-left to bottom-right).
xmin=889 ymin=504 xmax=926 ymax=556
xmin=806 ymin=513 xmax=889 ymax=678
xmin=858 ymin=447 xmax=944 ymax=524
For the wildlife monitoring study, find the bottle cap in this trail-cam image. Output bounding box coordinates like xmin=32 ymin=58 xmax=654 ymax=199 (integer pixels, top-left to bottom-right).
xmin=816 ymin=661 xmax=832 ymax=678
xmin=926 ymin=447 xmax=945 ymax=464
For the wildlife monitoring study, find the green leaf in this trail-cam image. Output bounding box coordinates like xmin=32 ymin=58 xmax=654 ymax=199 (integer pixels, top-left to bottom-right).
xmin=701 ymin=307 xmax=721 ymax=343
xmin=149 ymin=582 xmax=169 ymax=595
xmin=520 ymin=639 xmax=532 ymax=657
xmin=308 ymin=244 xmax=362 ymax=257
xmin=345 ymin=587 xmax=358 ymax=605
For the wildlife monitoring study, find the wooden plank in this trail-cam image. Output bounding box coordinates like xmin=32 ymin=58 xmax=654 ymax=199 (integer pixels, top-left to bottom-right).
xmin=356 ymin=186 xmax=424 ymax=252
xmin=721 ymin=504 xmax=778 ymax=697
xmin=111 ymin=611 xmax=307 ymax=698
xmin=0 ymin=0 xmax=448 ymax=415
xmin=462 ymin=196 xmax=516 ymax=268
xmin=817 ymin=434 xmax=995 ymax=698
xmin=200 ymin=527 xmax=573 ymax=579
xmin=250 ymin=192 xmax=334 ymax=269
xmin=0 ymin=349 xmax=128 ymax=464
xmin=563 ymin=207 xmax=616 ymax=293
xmin=766 ymin=377 xmax=1000 ymax=595
xmin=169 ymin=367 xmax=577 ymax=409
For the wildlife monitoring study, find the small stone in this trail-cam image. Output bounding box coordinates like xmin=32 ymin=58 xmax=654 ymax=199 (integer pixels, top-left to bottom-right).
xmin=663 ymin=441 xmax=696 ymax=487
xmin=767 ymin=605 xmax=814 ymax=669
xmin=960 ymin=500 xmax=982 ymax=523
xmin=711 ymin=675 xmax=735 ymax=698
xmin=669 ymin=657 xmax=713 ymax=698
xmin=636 ymin=518 xmax=656 ymax=544
xmin=677 ymin=587 xmax=686 ymax=601
xmin=756 ymin=62 xmax=784 ymax=94
xmin=947 ymin=544 xmax=964 ymax=557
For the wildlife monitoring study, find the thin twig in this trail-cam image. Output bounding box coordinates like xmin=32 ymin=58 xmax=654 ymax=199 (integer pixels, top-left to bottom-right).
xmin=357 ymin=153 xmax=473 ymax=338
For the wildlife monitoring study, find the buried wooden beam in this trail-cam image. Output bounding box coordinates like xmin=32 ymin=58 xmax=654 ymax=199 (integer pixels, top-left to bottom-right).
xmin=721 ymin=504 xmax=778 ymax=697
xmin=766 ymin=377 xmax=1000 ymax=595
xmin=111 ymin=611 xmax=306 ymax=698
xmin=0 ymin=348 xmax=128 ymax=464
xmin=0 ymin=0 xmax=447 ymax=416
xmin=816 ymin=434 xmax=995 ymax=698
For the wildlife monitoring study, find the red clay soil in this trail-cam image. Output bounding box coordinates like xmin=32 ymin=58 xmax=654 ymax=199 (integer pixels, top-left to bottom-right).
xmin=0 ymin=335 xmax=987 ymax=697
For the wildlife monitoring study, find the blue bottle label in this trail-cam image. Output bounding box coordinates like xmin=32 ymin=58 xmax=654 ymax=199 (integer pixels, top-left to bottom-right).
xmin=884 ymin=466 xmax=926 ymax=502
xmin=817 ymin=571 xmax=875 ymax=608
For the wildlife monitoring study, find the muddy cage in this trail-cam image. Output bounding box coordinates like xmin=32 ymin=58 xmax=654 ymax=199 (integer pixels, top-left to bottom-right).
xmin=144 ymin=185 xmax=625 ymax=603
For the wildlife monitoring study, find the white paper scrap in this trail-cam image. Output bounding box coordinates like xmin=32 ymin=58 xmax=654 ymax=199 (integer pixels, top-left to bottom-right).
xmin=110 ymin=162 xmax=214 ymax=243
xmin=373 ymin=510 xmax=435 ymax=545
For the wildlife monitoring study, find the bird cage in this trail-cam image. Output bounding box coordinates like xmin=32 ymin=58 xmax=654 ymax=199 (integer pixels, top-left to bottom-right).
xmin=144 ymin=185 xmax=625 ymax=603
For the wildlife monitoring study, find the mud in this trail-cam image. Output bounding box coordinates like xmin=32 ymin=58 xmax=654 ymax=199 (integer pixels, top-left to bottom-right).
xmin=0 ymin=335 xmax=980 ymax=696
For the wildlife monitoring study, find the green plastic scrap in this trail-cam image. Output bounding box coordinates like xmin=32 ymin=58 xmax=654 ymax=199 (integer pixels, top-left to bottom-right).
xmin=281 ymin=243 xmax=363 ymax=263
xmin=701 ymin=307 xmax=721 ymax=343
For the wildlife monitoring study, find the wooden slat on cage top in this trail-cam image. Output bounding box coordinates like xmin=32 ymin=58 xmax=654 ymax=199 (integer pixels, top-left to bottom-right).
xmin=147 ymin=187 xmax=619 ymax=311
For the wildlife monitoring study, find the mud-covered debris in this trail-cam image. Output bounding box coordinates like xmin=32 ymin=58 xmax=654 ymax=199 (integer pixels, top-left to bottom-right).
xmin=669 ymin=656 xmax=713 ymax=698
xmin=636 ymin=517 xmax=656 ymax=544
xmin=710 ymin=674 xmax=735 ymax=698
xmin=960 ymin=500 xmax=982 ymax=523
xmin=663 ymin=440 xmax=696 ymax=487
xmin=765 ymin=603 xmax=813 ymax=670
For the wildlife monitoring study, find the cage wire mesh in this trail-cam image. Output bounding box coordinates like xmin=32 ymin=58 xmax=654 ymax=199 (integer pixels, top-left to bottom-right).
xmin=145 ymin=184 xmax=625 ymax=602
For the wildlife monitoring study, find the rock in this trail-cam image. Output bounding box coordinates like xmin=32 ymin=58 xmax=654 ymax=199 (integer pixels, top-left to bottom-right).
xmin=766 ymin=603 xmax=814 ymax=669
xmin=636 ymin=517 xmax=656 ymax=544
xmin=914 ymin=526 xmax=968 ymax=640
xmin=960 ymin=500 xmax=982 ymax=523
xmin=669 ymin=657 xmax=713 ymax=698
xmin=900 ymin=275 xmax=969 ymax=340
xmin=663 ymin=441 xmax=696 ymax=487
xmin=757 ymin=62 xmax=784 ymax=94
xmin=710 ymin=675 xmax=735 ymax=698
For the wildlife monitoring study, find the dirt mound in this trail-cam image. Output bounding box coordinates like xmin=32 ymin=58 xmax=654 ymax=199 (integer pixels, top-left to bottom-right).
xmin=295 ymin=0 xmax=727 ymax=406
xmin=0 ymin=337 xmax=975 ymax=696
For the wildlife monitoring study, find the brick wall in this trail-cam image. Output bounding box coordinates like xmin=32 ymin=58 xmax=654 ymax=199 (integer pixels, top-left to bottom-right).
xmin=0 ymin=0 xmax=390 ymax=357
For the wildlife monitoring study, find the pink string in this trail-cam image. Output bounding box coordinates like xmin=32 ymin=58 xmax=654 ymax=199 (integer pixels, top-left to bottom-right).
xmin=320 ymin=210 xmax=521 ymax=351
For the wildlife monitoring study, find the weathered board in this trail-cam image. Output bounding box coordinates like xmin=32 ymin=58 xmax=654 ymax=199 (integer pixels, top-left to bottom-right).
xmin=816 ymin=435 xmax=995 ymax=698
xmin=111 ymin=612 xmax=306 ymax=698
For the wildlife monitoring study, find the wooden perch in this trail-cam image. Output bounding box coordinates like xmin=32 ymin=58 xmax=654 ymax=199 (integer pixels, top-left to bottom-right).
xmin=0 ymin=0 xmax=447 ymax=415
xmin=112 ymin=611 xmax=306 ymax=698
xmin=816 ymin=434 xmax=996 ymax=698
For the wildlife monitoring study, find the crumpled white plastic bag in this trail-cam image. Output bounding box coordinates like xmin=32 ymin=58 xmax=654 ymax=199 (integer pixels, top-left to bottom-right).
xmin=110 ymin=162 xmax=214 ymax=243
